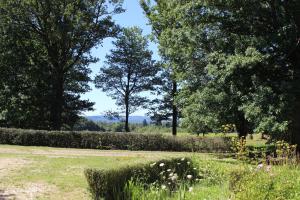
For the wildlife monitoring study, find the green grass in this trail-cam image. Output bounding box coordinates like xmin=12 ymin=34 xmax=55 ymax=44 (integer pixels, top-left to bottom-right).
xmin=126 ymin=157 xmax=300 ymax=200
xmin=2 ymin=137 xmax=292 ymax=200
xmin=122 ymin=156 xmax=243 ymax=200
xmin=134 ymin=127 xmax=267 ymax=147
xmin=0 ymin=145 xmax=195 ymax=199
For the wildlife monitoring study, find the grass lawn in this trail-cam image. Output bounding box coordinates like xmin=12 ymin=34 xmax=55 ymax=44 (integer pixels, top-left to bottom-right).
xmin=0 ymin=145 xmax=199 ymax=200
xmin=1 ymin=143 xmax=299 ymax=200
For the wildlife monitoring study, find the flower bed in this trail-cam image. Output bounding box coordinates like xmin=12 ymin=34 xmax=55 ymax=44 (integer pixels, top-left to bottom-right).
xmin=84 ymin=157 xmax=198 ymax=200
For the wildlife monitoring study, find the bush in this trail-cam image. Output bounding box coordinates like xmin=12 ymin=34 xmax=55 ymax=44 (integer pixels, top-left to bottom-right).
xmin=84 ymin=158 xmax=198 ymax=200
xmin=0 ymin=128 xmax=232 ymax=152
xmin=73 ymin=117 xmax=105 ymax=132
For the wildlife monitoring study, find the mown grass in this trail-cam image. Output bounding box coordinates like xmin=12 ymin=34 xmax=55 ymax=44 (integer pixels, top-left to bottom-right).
xmin=2 ymin=137 xmax=295 ymax=200
xmin=0 ymin=154 xmax=143 ymax=199
xmin=0 ymin=145 xmax=197 ymax=199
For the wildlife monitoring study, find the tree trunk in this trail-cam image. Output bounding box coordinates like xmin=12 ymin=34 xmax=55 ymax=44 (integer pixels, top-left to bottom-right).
xmin=235 ymin=113 xmax=250 ymax=138
xmin=124 ymin=93 xmax=130 ymax=132
xmin=290 ymin=44 xmax=300 ymax=151
xmin=50 ymin=72 xmax=64 ymax=130
xmin=172 ymin=80 xmax=178 ymax=136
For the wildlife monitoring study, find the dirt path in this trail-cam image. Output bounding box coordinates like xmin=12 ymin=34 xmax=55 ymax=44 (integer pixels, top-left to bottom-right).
xmin=0 ymin=158 xmax=30 ymax=178
xmin=0 ymin=182 xmax=57 ymax=200
xmin=0 ymin=158 xmax=33 ymax=200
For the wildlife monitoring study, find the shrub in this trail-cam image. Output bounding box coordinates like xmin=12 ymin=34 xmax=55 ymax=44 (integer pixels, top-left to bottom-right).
xmin=84 ymin=158 xmax=198 ymax=200
xmin=0 ymin=128 xmax=232 ymax=152
xmin=73 ymin=117 xmax=105 ymax=132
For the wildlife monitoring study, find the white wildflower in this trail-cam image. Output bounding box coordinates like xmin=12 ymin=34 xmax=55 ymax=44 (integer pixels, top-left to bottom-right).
xmin=187 ymin=175 xmax=193 ymax=179
xmin=188 ymin=187 xmax=193 ymax=192
xmin=171 ymin=174 xmax=178 ymax=181
xmin=159 ymin=163 xmax=165 ymax=167
xmin=257 ymin=163 xmax=263 ymax=169
xmin=161 ymin=185 xmax=166 ymax=190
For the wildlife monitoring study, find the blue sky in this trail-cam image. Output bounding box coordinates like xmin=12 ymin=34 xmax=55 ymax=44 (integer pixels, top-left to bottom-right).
xmin=81 ymin=0 xmax=159 ymax=117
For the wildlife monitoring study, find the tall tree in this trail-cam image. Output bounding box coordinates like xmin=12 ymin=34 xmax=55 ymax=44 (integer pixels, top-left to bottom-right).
xmin=94 ymin=27 xmax=158 ymax=132
xmin=148 ymin=66 xmax=179 ymax=135
xmin=0 ymin=0 xmax=123 ymax=130
xmin=0 ymin=2 xmax=51 ymax=129
xmin=142 ymin=0 xmax=300 ymax=143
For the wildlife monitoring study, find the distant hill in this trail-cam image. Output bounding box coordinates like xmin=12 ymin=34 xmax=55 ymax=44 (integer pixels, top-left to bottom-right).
xmin=85 ymin=115 xmax=151 ymax=124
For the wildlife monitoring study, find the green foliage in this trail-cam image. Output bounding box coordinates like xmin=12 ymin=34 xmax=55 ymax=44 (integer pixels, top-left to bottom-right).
xmin=94 ymin=26 xmax=159 ymax=131
xmin=133 ymin=125 xmax=186 ymax=135
xmin=147 ymin=66 xmax=179 ymax=136
xmin=230 ymin=166 xmax=300 ymax=200
xmin=221 ymin=124 xmax=236 ymax=134
xmin=231 ymin=136 xmax=276 ymax=162
xmin=84 ymin=157 xmax=198 ymax=200
xmin=269 ymin=140 xmax=298 ymax=165
xmin=231 ymin=137 xmax=247 ymax=160
xmin=0 ymin=0 xmax=123 ymax=130
xmin=142 ymin=0 xmax=300 ymax=145
xmin=120 ymin=156 xmax=239 ymax=200
xmin=94 ymin=122 xmax=126 ymax=132
xmin=0 ymin=128 xmax=232 ymax=152
xmin=72 ymin=117 xmax=105 ymax=132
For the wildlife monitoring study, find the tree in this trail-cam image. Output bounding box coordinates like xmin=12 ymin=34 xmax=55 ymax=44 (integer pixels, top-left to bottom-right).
xmin=0 ymin=2 xmax=52 ymax=129
xmin=142 ymin=119 xmax=148 ymax=126
xmin=142 ymin=0 xmax=300 ymax=143
xmin=94 ymin=27 xmax=159 ymax=132
xmin=103 ymin=110 xmax=121 ymax=121
xmin=0 ymin=0 xmax=123 ymax=130
xmin=147 ymin=66 xmax=179 ymax=135
xmin=73 ymin=117 xmax=105 ymax=132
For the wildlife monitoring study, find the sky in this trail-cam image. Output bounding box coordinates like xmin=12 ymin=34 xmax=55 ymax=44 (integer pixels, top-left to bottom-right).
xmin=81 ymin=0 xmax=159 ymax=117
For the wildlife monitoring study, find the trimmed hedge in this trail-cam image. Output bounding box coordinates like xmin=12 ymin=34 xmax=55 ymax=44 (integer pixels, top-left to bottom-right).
xmin=0 ymin=128 xmax=232 ymax=152
xmin=84 ymin=158 xmax=198 ymax=200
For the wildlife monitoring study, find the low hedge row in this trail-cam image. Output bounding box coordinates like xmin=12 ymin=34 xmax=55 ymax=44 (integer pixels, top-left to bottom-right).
xmin=0 ymin=128 xmax=232 ymax=152
xmin=247 ymin=145 xmax=276 ymax=158
xmin=84 ymin=158 xmax=198 ymax=200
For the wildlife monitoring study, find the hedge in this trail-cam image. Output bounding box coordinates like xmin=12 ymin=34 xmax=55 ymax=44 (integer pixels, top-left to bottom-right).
xmin=84 ymin=158 xmax=198 ymax=200
xmin=0 ymin=128 xmax=232 ymax=152
xmin=246 ymin=145 xmax=276 ymax=159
